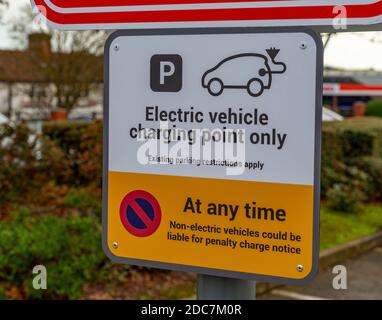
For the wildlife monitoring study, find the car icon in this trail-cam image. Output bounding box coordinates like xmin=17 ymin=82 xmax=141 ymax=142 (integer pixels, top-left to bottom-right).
xmin=201 ymin=48 xmax=287 ymax=97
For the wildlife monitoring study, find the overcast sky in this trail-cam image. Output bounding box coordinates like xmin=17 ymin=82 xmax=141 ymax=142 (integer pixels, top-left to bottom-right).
xmin=2 ymin=0 xmax=382 ymax=71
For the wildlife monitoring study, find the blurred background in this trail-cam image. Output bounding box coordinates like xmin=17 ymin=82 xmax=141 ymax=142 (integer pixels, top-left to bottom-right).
xmin=0 ymin=0 xmax=382 ymax=300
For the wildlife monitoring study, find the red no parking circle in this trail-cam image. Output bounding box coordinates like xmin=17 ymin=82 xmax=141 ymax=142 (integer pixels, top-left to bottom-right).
xmin=119 ymin=190 xmax=161 ymax=237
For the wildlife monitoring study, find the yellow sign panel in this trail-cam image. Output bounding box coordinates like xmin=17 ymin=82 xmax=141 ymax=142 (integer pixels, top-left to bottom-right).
xmin=107 ymin=172 xmax=315 ymax=280
xmin=103 ymin=28 xmax=322 ymax=284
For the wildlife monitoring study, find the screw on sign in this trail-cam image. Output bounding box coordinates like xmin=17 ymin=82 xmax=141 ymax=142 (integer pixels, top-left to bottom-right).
xmin=119 ymin=190 xmax=162 ymax=237
xmin=32 ymin=0 xmax=382 ymax=31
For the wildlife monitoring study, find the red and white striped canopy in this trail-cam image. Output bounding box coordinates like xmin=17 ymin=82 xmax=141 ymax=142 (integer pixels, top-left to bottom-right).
xmin=324 ymin=83 xmax=382 ymax=96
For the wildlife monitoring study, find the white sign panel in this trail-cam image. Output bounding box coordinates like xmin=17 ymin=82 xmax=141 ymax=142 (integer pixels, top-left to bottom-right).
xmin=107 ymin=29 xmax=320 ymax=185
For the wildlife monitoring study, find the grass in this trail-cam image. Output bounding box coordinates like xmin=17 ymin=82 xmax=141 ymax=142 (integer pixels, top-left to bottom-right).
xmin=158 ymin=283 xmax=196 ymax=300
xmin=320 ymin=204 xmax=382 ymax=250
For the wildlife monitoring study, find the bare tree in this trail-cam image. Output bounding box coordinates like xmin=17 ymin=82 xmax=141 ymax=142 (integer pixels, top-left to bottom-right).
xmin=0 ymin=0 xmax=8 ymax=22
xmin=0 ymin=1 xmax=8 ymax=10
xmin=322 ymin=33 xmax=337 ymax=50
xmin=47 ymin=32 xmax=105 ymax=111
xmin=10 ymin=5 xmax=107 ymax=112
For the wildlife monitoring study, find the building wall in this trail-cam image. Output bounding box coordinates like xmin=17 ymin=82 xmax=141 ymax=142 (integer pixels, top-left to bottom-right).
xmin=0 ymin=82 xmax=103 ymax=121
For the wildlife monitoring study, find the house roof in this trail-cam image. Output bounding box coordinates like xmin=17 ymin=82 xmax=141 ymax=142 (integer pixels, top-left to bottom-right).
xmin=0 ymin=50 xmax=103 ymax=84
xmin=0 ymin=50 xmax=47 ymax=83
xmin=324 ymin=67 xmax=382 ymax=85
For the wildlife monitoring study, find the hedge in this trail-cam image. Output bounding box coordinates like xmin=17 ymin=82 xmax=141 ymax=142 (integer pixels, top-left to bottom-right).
xmin=365 ymin=100 xmax=382 ymax=118
xmin=42 ymin=117 xmax=382 ymax=195
xmin=0 ymin=122 xmax=102 ymax=208
xmin=43 ymin=117 xmax=382 ymax=171
xmin=322 ymin=117 xmax=382 ymax=211
xmin=0 ymin=124 xmax=71 ymax=206
xmin=43 ymin=121 xmax=103 ymax=187
xmin=322 ymin=117 xmax=382 ymax=166
xmin=2 ymin=116 xmax=382 ymax=212
xmin=43 ymin=122 xmax=91 ymax=154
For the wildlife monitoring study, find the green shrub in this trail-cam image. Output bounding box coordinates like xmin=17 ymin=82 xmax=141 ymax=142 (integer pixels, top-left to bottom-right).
xmin=321 ymin=118 xmax=382 ymax=209
xmin=322 ymin=117 xmax=382 ymax=166
xmin=327 ymin=183 xmax=362 ymax=213
xmin=43 ymin=121 xmax=103 ymax=187
xmin=0 ymin=124 xmax=71 ymax=208
xmin=65 ymin=187 xmax=102 ymax=218
xmin=43 ymin=121 xmax=91 ymax=186
xmin=0 ymin=286 xmax=6 ymax=300
xmin=365 ymin=100 xmax=382 ymax=117
xmin=357 ymin=157 xmax=382 ymax=201
xmin=339 ymin=130 xmax=374 ymax=159
xmin=321 ymin=129 xmax=344 ymax=168
xmin=78 ymin=121 xmax=103 ymax=187
xmin=323 ymin=161 xmax=370 ymax=212
xmin=0 ymin=124 xmax=38 ymax=205
xmin=43 ymin=121 xmax=91 ymax=156
xmin=0 ymin=209 xmax=105 ymax=299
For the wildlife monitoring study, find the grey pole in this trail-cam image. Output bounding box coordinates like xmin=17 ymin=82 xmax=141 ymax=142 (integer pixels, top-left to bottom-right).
xmin=197 ymin=274 xmax=256 ymax=300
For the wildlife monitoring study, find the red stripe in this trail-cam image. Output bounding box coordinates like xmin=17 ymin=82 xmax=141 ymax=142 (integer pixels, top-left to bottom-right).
xmin=340 ymin=84 xmax=382 ymax=91
xmin=128 ymin=199 xmax=154 ymax=227
xmin=49 ymin=0 xmax=293 ymax=9
xmin=35 ymin=0 xmax=382 ymax=25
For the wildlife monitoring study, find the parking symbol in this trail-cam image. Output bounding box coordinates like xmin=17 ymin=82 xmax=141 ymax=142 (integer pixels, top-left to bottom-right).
xmin=150 ymin=54 xmax=182 ymax=92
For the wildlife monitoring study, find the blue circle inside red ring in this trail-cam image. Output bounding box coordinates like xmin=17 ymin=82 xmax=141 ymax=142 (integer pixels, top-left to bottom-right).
xmin=119 ymin=190 xmax=161 ymax=237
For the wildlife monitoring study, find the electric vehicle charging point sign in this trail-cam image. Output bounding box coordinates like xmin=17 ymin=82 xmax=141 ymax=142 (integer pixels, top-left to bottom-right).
xmin=103 ymin=27 xmax=322 ymax=285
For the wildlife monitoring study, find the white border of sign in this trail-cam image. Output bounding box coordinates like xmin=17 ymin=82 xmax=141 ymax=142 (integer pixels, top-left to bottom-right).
xmin=102 ymin=27 xmax=323 ymax=285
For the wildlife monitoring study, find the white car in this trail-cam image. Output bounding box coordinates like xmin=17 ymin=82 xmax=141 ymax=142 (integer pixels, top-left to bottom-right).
xmin=202 ymin=49 xmax=287 ymax=97
xmin=322 ymin=107 xmax=344 ymax=122
xmin=0 ymin=113 xmax=9 ymax=125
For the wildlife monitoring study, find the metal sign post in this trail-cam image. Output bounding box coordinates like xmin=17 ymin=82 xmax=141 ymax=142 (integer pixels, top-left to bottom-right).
xmin=197 ymin=275 xmax=256 ymax=300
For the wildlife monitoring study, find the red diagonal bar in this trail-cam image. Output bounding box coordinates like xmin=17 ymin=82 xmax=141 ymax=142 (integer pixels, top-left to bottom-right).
xmin=128 ymin=199 xmax=154 ymax=227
